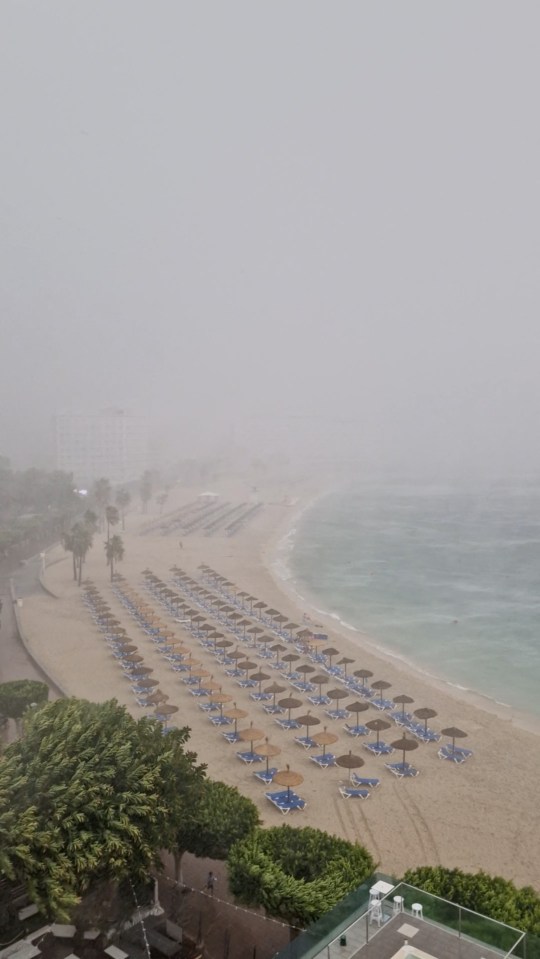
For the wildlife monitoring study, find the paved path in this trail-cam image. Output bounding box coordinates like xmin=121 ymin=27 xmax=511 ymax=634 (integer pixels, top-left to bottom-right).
xmin=0 ymin=551 xmax=59 ymax=686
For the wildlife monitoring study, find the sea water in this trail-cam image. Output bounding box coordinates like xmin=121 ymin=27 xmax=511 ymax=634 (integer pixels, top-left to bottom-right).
xmin=285 ymin=484 xmax=540 ymax=718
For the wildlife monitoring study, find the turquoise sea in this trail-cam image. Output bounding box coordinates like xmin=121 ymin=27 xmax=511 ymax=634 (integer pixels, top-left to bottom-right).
xmin=284 ymin=484 xmax=540 ymax=719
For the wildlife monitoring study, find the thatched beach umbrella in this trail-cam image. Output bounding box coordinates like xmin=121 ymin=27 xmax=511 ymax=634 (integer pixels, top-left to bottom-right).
xmin=337 ymin=656 xmax=355 ymax=675
xmin=327 ymin=688 xmax=349 ymax=703
xmin=145 ymin=690 xmax=169 ymax=705
xmin=270 ymin=643 xmax=286 ymax=665
xmin=354 ymin=668 xmax=374 ymax=686
xmin=311 ymin=674 xmax=329 ymax=697
xmin=336 ymin=751 xmax=365 ymax=781
xmin=346 ymin=700 xmax=370 ymax=718
xmin=371 ymin=679 xmax=392 ymax=702
xmin=296 ymin=712 xmax=321 ymax=739
xmin=154 ymin=704 xmax=179 ymax=718
xmin=264 ymin=681 xmax=286 ymax=708
xmin=272 ymin=765 xmax=303 ymax=801
xmin=391 ymin=733 xmax=419 ymax=767
xmin=322 ymin=647 xmax=340 ymax=666
xmin=414 ymin=707 xmax=438 ymax=732
xmin=238 ymin=722 xmax=265 ymax=753
xmin=212 ymin=693 xmax=233 ymax=717
xmin=134 ymin=678 xmax=159 ymax=689
xmin=312 ymin=727 xmax=338 ymax=757
xmin=228 ymin=648 xmax=248 ymax=662
xmin=366 ymin=718 xmax=391 ymax=745
xmin=256 ymin=738 xmax=281 ymax=775
xmin=296 ymin=663 xmax=316 ymax=677
xmin=251 ymin=670 xmax=270 ymax=694
xmin=222 ymin=704 xmax=248 ymax=735
xmin=282 ymin=653 xmax=300 ymax=674
xmin=441 ymin=726 xmax=468 ymax=751
xmin=393 ymin=694 xmax=415 ymax=719
xmin=123 ymin=653 xmax=144 ymax=664
xmin=278 ymin=696 xmax=303 ymax=722
xmin=129 ymin=666 xmax=153 ymax=678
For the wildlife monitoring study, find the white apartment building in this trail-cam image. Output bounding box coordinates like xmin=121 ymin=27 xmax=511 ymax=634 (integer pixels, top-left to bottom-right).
xmin=54 ymin=409 xmax=148 ymax=486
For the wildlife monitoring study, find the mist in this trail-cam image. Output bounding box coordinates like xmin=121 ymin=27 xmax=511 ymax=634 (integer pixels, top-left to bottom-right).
xmin=1 ymin=1 xmax=539 ymax=480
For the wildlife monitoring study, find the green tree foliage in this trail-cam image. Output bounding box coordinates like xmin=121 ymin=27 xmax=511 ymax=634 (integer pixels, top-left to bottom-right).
xmin=115 ymin=488 xmax=131 ymax=530
xmin=228 ymin=825 xmax=375 ymax=926
xmin=105 ymin=533 xmax=124 ymax=581
xmin=403 ymin=866 xmax=540 ymax=935
xmin=0 ymin=460 xmax=78 ymax=555
xmin=83 ymin=509 xmax=98 ymax=534
xmin=105 ymin=505 xmax=120 ymax=543
xmin=0 ymin=698 xmax=205 ymax=919
xmin=0 ymin=681 xmax=48 ymax=720
xmin=68 ymin=522 xmax=93 ymax=585
xmin=139 ymin=471 xmax=153 ymax=514
xmin=170 ymin=779 xmax=260 ymax=879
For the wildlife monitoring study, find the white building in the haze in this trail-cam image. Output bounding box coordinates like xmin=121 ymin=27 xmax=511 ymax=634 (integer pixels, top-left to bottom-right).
xmin=54 ymin=408 xmax=148 ymax=486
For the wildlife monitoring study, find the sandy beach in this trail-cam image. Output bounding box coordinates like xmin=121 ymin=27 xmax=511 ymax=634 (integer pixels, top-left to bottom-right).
xmin=19 ymin=477 xmax=540 ymax=890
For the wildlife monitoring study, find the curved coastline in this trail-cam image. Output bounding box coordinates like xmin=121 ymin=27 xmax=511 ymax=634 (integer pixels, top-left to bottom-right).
xmin=266 ymin=488 xmax=540 ymax=738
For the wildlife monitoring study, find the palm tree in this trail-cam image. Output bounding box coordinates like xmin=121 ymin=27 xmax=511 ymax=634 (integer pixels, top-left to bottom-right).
xmin=71 ymin=523 xmax=94 ymax=586
xmin=92 ymin=478 xmax=111 ymax=531
xmin=61 ymin=530 xmax=77 ymax=581
xmin=105 ymin=505 xmax=120 ymax=543
xmin=84 ymin=509 xmax=98 ymax=534
xmin=105 ymin=534 xmax=124 ymax=582
xmin=115 ymin=488 xmax=131 ymax=530
xmin=139 ymin=471 xmax=153 ymax=514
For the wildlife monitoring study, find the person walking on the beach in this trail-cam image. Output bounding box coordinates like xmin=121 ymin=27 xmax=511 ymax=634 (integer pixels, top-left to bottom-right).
xmin=205 ymin=871 xmax=216 ymax=896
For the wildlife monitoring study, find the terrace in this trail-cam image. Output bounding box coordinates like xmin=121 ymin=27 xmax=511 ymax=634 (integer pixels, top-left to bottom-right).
xmin=273 ymin=879 xmax=527 ymax=959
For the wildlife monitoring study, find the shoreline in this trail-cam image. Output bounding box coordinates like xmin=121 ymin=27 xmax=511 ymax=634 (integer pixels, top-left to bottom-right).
xmin=17 ymin=476 xmax=540 ymax=889
xmin=268 ymin=488 xmax=540 ymax=738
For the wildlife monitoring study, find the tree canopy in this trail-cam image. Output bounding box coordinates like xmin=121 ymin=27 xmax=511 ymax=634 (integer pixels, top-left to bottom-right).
xmin=228 ymin=825 xmax=375 ymax=926
xmin=403 ymin=866 xmax=540 ymax=936
xmin=0 ymin=680 xmax=48 ymax=720
xmin=170 ymin=779 xmax=260 ymax=878
xmin=0 ymin=698 xmax=206 ymax=919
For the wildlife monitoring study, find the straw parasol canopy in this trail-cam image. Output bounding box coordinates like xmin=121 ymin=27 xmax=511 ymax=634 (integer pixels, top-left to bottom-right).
xmin=238 ymin=722 xmax=265 ymax=752
xmin=391 ymin=734 xmax=419 ymax=767
xmin=322 ymin=647 xmax=340 ymax=664
xmin=327 ymin=687 xmax=349 ymax=702
xmin=145 ymin=690 xmax=169 ymax=704
xmin=311 ymin=674 xmax=329 ymax=696
xmin=256 ymin=738 xmax=281 ymax=774
xmin=212 ymin=693 xmax=233 ymax=717
xmin=239 ymin=660 xmax=258 ymax=673
xmin=296 ymin=663 xmax=316 ymax=676
xmin=128 ymin=666 xmax=153 ymax=677
xmin=215 ymin=638 xmax=233 ymax=649
xmin=272 ymin=765 xmax=304 ymax=799
xmin=123 ymin=653 xmax=143 ymax=663
xmin=228 ymin=648 xmax=248 ymax=662
xmin=264 ymin=681 xmax=286 ymax=707
xmin=337 ymin=656 xmax=355 ymax=674
xmin=354 ymin=668 xmax=374 ymax=685
xmin=251 ymin=670 xmax=270 ymax=693
xmin=312 ymin=726 xmax=338 ymax=756
xmin=134 ymin=678 xmax=159 ymax=689
xmin=296 ymin=711 xmax=321 ymax=739
xmin=282 ymin=653 xmax=300 ymax=673
xmin=366 ymin=718 xmax=391 ymax=744
xmin=393 ymin=694 xmax=415 ymax=718
xmin=414 ymin=707 xmax=438 ymax=732
xmin=346 ymin=700 xmax=370 ymax=716
xmin=371 ymin=679 xmax=392 ymax=701
xmin=154 ymin=704 xmax=179 ymax=717
xmin=222 ymin=704 xmax=248 ymax=734
xmin=441 ymin=726 xmax=467 ymax=750
xmin=336 ymin=751 xmax=365 ymax=781
xmin=278 ymin=696 xmax=303 ymax=721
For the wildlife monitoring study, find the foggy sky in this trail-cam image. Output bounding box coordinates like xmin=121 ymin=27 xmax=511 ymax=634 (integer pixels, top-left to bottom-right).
xmin=1 ymin=2 xmax=540 ymax=478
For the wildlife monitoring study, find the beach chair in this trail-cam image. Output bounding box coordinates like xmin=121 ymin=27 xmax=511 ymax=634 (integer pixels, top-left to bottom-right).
xmin=344 ymin=723 xmax=369 ymax=737
xmin=222 ymin=731 xmax=241 ymax=744
xmin=263 ymin=704 xmax=285 ymax=715
xmin=254 ymin=768 xmax=278 ymax=784
xmin=371 ymin=699 xmax=395 ymax=711
xmin=310 ymin=753 xmax=336 ymax=768
xmin=236 ymin=750 xmax=264 ymax=763
xmin=294 ymin=736 xmax=317 ymax=749
xmin=307 ymin=695 xmax=332 ymax=707
xmin=351 ymin=774 xmax=381 ymax=788
xmin=250 ymin=692 xmax=273 ymax=702
xmin=364 ymin=741 xmax=394 ymax=757
xmin=210 ymin=715 xmax=233 ymax=726
xmin=385 ymin=761 xmax=419 ymax=778
xmin=339 ymin=785 xmax=370 ymax=799
xmin=438 ymin=744 xmax=473 ymax=763
xmin=265 ymin=791 xmax=306 ymax=814
xmin=414 ymin=726 xmax=441 ymax=743
xmin=275 ymin=718 xmax=301 ymax=730
xmin=325 ymin=709 xmax=350 ymax=720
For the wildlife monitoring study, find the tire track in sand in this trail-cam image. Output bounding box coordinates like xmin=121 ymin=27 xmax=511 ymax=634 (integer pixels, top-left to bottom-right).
xmin=389 ymin=783 xmax=439 ymax=864
xmin=333 ymin=795 xmax=382 ymax=864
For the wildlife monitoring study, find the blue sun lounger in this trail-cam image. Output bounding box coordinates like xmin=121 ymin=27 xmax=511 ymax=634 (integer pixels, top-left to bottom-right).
xmin=265 ymin=791 xmax=306 ymax=814
xmin=351 ymin=774 xmax=381 ymax=788
xmin=310 ymin=753 xmax=336 ymax=768
xmin=254 ymin=767 xmax=278 ymax=784
xmin=236 ymin=750 xmax=264 ymax=764
xmin=344 ymin=723 xmax=369 ymax=737
xmin=438 ymin=744 xmax=473 ymax=763
xmin=275 ymin=719 xmax=301 ymax=730
xmin=339 ymin=785 xmax=370 ymax=799
xmin=385 ymin=761 xmax=419 ymax=778
xmin=294 ymin=736 xmax=317 ymax=749
xmin=364 ymin=741 xmax=394 ymax=757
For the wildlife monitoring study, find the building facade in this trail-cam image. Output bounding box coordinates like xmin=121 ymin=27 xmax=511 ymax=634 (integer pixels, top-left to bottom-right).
xmin=54 ymin=409 xmax=148 ymax=486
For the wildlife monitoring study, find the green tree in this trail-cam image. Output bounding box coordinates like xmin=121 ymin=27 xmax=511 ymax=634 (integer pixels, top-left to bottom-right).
xmin=84 ymin=509 xmax=99 ymax=534
xmin=139 ymin=471 xmax=153 ymax=514
xmin=170 ymin=779 xmax=260 ymax=881
xmin=228 ymin=825 xmax=375 ymax=927
xmin=0 ymin=681 xmax=48 ymax=726
xmin=71 ymin=522 xmax=93 ymax=585
xmin=0 ymin=698 xmax=205 ymax=919
xmin=104 ymin=533 xmax=124 ymax=581
xmin=92 ymin=477 xmax=111 ymax=530
xmin=115 ymin=488 xmax=131 ymax=530
xmin=105 ymin=505 xmax=120 ymax=543
xmin=61 ymin=528 xmax=78 ymax=580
